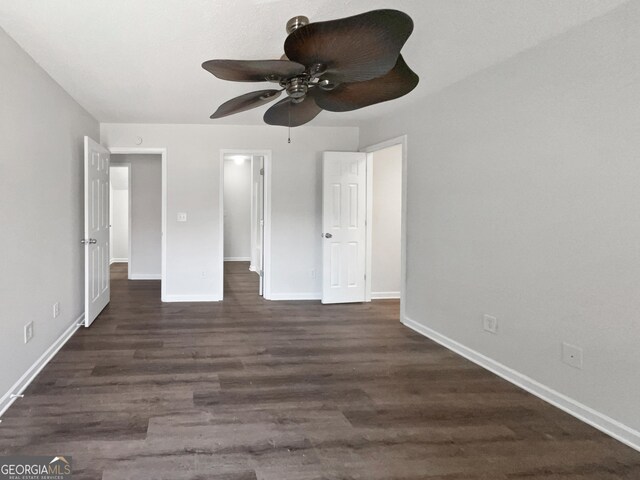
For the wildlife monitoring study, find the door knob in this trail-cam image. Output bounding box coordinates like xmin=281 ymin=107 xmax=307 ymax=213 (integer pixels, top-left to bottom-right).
xmin=81 ymin=239 xmax=98 ymax=244
xmin=323 ymin=233 xmax=333 ymax=238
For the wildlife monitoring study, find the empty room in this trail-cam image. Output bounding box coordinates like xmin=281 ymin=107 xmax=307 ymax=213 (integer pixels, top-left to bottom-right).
xmin=1 ymin=1 xmax=639 ymax=479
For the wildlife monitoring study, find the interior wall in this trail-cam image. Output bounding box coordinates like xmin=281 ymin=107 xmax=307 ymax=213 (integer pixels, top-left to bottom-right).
xmin=111 ymin=154 xmax=161 ymax=278
xmin=100 ymin=124 xmax=359 ymax=300
xmin=371 ymin=144 xmax=402 ymax=298
xmin=223 ymin=157 xmax=252 ymax=261
xmin=359 ymin=1 xmax=640 ymax=443
xmin=0 ymin=27 xmax=99 ymax=407
xmin=109 ymin=166 xmax=129 ymax=262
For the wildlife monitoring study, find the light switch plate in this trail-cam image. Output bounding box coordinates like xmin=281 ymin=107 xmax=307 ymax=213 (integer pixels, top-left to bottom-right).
xmin=24 ymin=322 xmax=34 ymax=343
xmin=177 ymin=212 xmax=187 ymax=222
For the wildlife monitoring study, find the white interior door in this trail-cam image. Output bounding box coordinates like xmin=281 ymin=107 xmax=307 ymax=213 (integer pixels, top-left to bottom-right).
xmin=257 ymin=156 xmax=265 ymax=296
xmin=250 ymin=156 xmax=265 ymax=295
xmin=322 ymin=151 xmax=367 ymax=304
xmin=84 ymin=136 xmax=111 ymax=326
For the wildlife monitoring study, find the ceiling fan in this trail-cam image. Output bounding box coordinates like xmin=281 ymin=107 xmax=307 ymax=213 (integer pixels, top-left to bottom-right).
xmin=202 ymin=9 xmax=419 ymax=128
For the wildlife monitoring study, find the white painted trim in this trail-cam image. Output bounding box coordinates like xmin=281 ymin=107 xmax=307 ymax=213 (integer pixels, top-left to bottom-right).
xmin=249 ymin=264 xmax=257 ymax=272
xmin=269 ymin=292 xmax=322 ymax=301
xmin=371 ymin=291 xmax=401 ymax=299
xmin=127 ymin=162 xmax=132 ymax=279
xmin=220 ymin=149 xmax=272 ymax=300
xmin=163 ymin=294 xmax=222 ymax=302
xmin=219 ymin=152 xmax=225 ymax=299
xmin=110 ymin=258 xmax=128 ymax=264
xmin=263 ymin=152 xmax=272 ymax=300
xmin=402 ymin=315 xmax=640 ymax=453
xmin=365 ymin=152 xmax=374 ymax=302
xmin=108 ymin=147 xmax=168 ymax=302
xmin=360 ymin=135 xmax=408 ymax=320
xmin=224 ymin=257 xmax=251 ymax=261
xmin=129 ymin=274 xmax=161 ymax=280
xmin=0 ymin=313 xmax=83 ymax=418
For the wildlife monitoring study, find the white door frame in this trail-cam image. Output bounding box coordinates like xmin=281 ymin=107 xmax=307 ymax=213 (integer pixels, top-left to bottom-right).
xmin=108 ymin=147 xmax=168 ymax=302
xmin=220 ymin=149 xmax=272 ymax=300
xmin=360 ymin=135 xmax=408 ymax=319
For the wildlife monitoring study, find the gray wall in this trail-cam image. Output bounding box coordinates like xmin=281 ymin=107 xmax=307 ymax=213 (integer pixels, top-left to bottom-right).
xmin=0 ymin=27 xmax=99 ymax=404
xmin=111 ymin=154 xmax=162 ymax=278
xmin=100 ymin=124 xmax=359 ymax=300
xmin=360 ymin=2 xmax=640 ymax=438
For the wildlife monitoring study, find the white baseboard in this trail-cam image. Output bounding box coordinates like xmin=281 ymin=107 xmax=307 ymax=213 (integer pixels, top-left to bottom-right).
xmin=372 ymin=291 xmax=401 ymax=299
xmin=224 ymin=257 xmax=251 ymax=261
xmin=110 ymin=258 xmax=128 ymax=264
xmin=163 ymin=294 xmax=222 ymax=302
xmin=128 ymin=273 xmax=161 ymax=280
xmin=0 ymin=313 xmax=83 ymax=418
xmin=402 ymin=316 xmax=640 ymax=453
xmin=269 ymin=292 xmax=322 ymax=301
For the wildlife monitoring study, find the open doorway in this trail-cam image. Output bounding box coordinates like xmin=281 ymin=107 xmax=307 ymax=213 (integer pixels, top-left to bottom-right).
xmin=368 ymin=144 xmax=402 ymax=299
xmin=220 ymin=150 xmax=271 ymax=299
xmin=109 ymin=153 xmax=163 ymax=294
xmin=109 ymin=164 xmax=130 ymax=280
xmin=362 ymin=136 xmax=408 ymax=317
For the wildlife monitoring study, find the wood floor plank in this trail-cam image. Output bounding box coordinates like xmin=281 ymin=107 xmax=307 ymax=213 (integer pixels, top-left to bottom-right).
xmin=0 ymin=261 xmax=637 ymax=479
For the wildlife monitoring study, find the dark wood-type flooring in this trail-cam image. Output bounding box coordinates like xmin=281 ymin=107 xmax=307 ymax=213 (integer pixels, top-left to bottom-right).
xmin=0 ymin=262 xmax=638 ymax=479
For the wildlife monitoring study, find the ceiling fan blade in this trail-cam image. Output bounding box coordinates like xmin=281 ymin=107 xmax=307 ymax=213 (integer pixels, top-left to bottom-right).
xmin=202 ymin=59 xmax=305 ymax=82
xmin=210 ymin=89 xmax=281 ymax=119
xmin=284 ymin=9 xmax=413 ymax=84
xmin=263 ymin=92 xmax=323 ymax=127
xmin=314 ymin=55 xmax=419 ymax=112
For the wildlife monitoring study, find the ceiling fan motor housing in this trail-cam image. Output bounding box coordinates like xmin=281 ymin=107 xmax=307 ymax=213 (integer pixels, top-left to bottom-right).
xmin=286 ymin=16 xmax=310 ymax=34
xmin=286 ymin=77 xmax=307 ymax=99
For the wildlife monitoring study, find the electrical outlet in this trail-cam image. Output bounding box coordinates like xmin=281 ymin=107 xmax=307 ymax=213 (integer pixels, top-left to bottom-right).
xmin=53 ymin=302 xmax=60 ymax=319
xmin=483 ymin=314 xmax=498 ymax=334
xmin=562 ymin=342 xmax=583 ymax=369
xmin=310 ymin=269 xmax=316 ymax=279
xmin=24 ymin=322 xmax=34 ymax=344
xmin=177 ymin=212 xmax=187 ymax=222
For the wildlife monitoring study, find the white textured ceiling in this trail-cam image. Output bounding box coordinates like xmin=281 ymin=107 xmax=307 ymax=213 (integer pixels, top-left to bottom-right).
xmin=0 ymin=0 xmax=629 ymax=126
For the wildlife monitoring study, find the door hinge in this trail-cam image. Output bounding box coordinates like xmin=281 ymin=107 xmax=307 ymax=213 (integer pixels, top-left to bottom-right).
xmin=260 ymin=168 xmax=264 ymax=176
xmin=260 ymin=270 xmax=264 ymax=277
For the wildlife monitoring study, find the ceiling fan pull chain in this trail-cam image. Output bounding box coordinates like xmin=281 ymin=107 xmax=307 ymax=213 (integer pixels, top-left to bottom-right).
xmin=288 ymin=102 xmax=291 ymax=144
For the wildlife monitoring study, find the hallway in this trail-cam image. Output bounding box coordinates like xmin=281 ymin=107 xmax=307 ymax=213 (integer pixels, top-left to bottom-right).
xmin=0 ymin=265 xmax=637 ymax=479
